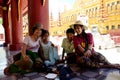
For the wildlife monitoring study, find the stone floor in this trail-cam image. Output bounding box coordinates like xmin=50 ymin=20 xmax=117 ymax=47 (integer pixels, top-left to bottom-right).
xmin=0 ymin=46 xmax=120 ymax=80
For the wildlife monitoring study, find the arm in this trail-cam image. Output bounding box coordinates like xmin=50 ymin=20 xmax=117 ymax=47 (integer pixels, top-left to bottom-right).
xmin=77 ymin=44 xmax=85 ymax=53
xmin=73 ymin=36 xmax=85 ymax=54
xmin=38 ymin=43 xmax=46 ymax=61
xmin=83 ymin=44 xmax=92 ymax=57
xmin=21 ymin=43 xmax=27 ymax=57
xmin=87 ymin=33 xmax=94 ymax=50
xmin=84 ymin=33 xmax=94 ymax=57
xmin=51 ymin=42 xmax=58 ymax=49
xmin=61 ymin=38 xmax=66 ymax=60
xmin=21 ymin=36 xmax=28 ymax=57
xmin=40 ymin=47 xmax=46 ymax=61
xmin=77 ymin=43 xmax=92 ymax=57
xmin=21 ymin=36 xmax=31 ymax=61
xmin=62 ymin=49 xmax=65 ymax=60
xmin=21 ymin=43 xmax=30 ymax=61
xmin=88 ymin=44 xmax=93 ymax=51
xmin=73 ymin=35 xmax=92 ymax=57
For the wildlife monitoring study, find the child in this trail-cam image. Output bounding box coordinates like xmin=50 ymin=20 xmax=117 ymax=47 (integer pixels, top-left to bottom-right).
xmin=61 ymin=28 xmax=76 ymax=64
xmin=40 ymin=29 xmax=59 ymax=66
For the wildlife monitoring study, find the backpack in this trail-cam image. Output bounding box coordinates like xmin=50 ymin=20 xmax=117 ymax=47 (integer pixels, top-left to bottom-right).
xmin=58 ymin=64 xmax=74 ymax=80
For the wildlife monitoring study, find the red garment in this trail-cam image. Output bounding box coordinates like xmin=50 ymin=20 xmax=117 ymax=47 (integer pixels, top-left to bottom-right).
xmin=73 ymin=33 xmax=95 ymax=53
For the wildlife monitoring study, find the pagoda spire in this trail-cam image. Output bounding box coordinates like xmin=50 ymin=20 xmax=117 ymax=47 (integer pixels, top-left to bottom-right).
xmin=58 ymin=11 xmax=62 ymax=27
xmin=50 ymin=11 xmax=54 ymax=27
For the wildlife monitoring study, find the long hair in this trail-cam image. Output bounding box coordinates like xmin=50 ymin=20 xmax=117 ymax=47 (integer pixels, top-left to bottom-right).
xmin=81 ymin=29 xmax=88 ymax=50
xmin=32 ymin=23 xmax=42 ymax=35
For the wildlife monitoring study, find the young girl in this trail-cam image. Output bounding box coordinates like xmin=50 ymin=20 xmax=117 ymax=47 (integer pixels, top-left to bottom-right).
xmin=61 ymin=28 xmax=76 ymax=64
xmin=40 ymin=29 xmax=59 ymax=66
xmin=72 ymin=20 xmax=120 ymax=69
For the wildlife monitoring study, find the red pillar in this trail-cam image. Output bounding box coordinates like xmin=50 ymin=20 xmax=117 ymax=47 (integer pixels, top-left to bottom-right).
xmin=28 ymin=0 xmax=49 ymax=35
xmin=9 ymin=0 xmax=23 ymax=51
xmin=2 ymin=6 xmax=11 ymax=47
xmin=39 ymin=0 xmax=49 ymax=30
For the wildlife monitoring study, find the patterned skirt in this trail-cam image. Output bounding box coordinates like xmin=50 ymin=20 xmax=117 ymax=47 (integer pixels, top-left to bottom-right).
xmin=76 ymin=52 xmax=109 ymax=68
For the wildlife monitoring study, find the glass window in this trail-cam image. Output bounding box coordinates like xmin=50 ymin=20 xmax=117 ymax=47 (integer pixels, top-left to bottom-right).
xmin=117 ymin=1 xmax=120 ymax=4
xmin=107 ymin=4 xmax=110 ymax=12
xmin=115 ymin=5 xmax=117 ymax=10
xmin=112 ymin=25 xmax=115 ymax=29
xmin=106 ymin=26 xmax=109 ymax=30
xmin=95 ymin=7 xmax=97 ymax=10
xmin=107 ymin=4 xmax=110 ymax=7
xmin=89 ymin=9 xmax=91 ymax=17
xmin=118 ymin=25 xmax=120 ymax=29
xmin=111 ymin=5 xmax=113 ymax=10
xmin=112 ymin=2 xmax=114 ymax=5
xmin=86 ymin=10 xmax=87 ymax=15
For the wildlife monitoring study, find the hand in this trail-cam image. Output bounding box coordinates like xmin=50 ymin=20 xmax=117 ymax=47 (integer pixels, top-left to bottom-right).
xmin=23 ymin=55 xmax=30 ymax=61
xmin=51 ymin=44 xmax=58 ymax=50
xmin=84 ymin=50 xmax=92 ymax=58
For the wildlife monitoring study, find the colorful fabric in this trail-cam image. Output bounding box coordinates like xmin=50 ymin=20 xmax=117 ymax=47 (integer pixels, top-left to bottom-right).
xmin=8 ymin=50 xmax=42 ymax=74
xmin=25 ymin=50 xmax=41 ymax=62
xmin=8 ymin=63 xmax=32 ymax=74
xmin=76 ymin=52 xmax=109 ymax=68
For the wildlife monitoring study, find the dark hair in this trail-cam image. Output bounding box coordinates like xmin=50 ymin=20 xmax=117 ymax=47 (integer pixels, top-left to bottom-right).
xmin=74 ymin=25 xmax=84 ymax=30
xmin=82 ymin=30 xmax=88 ymax=50
xmin=41 ymin=29 xmax=49 ymax=37
xmin=66 ymin=28 xmax=75 ymax=34
xmin=32 ymin=23 xmax=42 ymax=34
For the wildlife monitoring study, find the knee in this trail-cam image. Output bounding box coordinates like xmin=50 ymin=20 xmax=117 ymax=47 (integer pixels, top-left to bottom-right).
xmin=77 ymin=57 xmax=84 ymax=64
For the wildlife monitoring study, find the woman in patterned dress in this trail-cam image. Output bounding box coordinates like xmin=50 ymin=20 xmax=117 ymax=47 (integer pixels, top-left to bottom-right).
xmin=73 ymin=20 xmax=120 ymax=69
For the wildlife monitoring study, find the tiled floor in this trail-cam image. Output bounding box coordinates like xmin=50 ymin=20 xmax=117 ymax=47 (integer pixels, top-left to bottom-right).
xmin=0 ymin=46 xmax=120 ymax=80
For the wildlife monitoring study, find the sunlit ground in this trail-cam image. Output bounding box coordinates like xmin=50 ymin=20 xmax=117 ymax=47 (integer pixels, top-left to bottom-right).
xmin=96 ymin=48 xmax=120 ymax=64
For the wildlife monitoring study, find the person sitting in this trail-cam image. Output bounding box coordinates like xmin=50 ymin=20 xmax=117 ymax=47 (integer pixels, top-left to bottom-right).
xmin=4 ymin=23 xmax=44 ymax=75
xmin=61 ymin=28 xmax=76 ymax=64
xmin=72 ymin=20 xmax=120 ymax=69
xmin=39 ymin=29 xmax=59 ymax=67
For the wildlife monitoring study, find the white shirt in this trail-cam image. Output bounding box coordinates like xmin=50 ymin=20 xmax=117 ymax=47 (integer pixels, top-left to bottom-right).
xmin=24 ymin=35 xmax=40 ymax=52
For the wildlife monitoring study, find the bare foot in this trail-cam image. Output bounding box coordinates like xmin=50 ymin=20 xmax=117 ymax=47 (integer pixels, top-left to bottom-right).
xmin=4 ymin=67 xmax=10 ymax=75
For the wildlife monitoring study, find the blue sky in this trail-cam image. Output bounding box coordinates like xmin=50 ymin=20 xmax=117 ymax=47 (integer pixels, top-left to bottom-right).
xmin=49 ymin=0 xmax=76 ymax=20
